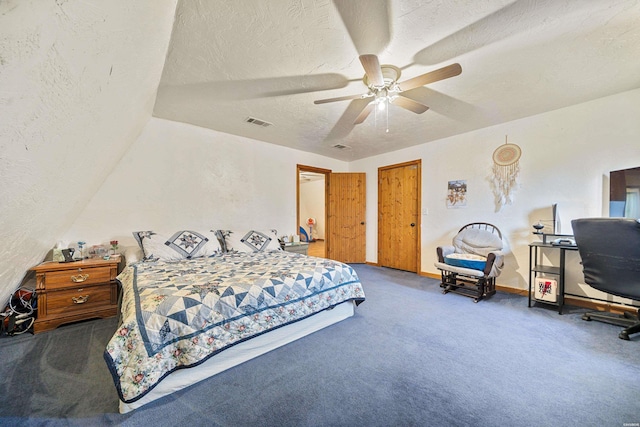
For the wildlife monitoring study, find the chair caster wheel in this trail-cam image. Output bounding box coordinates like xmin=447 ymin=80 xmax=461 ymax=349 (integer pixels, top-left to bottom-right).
xmin=582 ymin=314 xmax=592 ymax=321
xmin=473 ymin=299 xmax=479 ymax=303
xmin=619 ymin=331 xmax=630 ymax=340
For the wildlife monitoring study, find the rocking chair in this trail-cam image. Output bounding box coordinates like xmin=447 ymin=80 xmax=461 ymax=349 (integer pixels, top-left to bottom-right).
xmin=434 ymin=223 xmax=505 ymax=302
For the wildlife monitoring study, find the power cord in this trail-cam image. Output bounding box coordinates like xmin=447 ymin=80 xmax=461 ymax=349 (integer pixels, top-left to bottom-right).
xmin=8 ymin=288 xmax=35 ymax=316
xmin=1 ymin=287 xmax=36 ymax=336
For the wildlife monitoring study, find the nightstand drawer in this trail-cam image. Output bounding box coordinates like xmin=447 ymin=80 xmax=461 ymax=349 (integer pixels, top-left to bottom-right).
xmin=31 ymin=257 xmax=121 ymax=333
xmin=45 ymin=266 xmax=112 ymax=290
xmin=45 ymin=284 xmax=113 ymax=315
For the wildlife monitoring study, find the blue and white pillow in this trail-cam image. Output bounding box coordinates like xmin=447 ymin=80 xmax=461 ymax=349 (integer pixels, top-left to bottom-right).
xmin=444 ymin=253 xmax=487 ymax=271
xmin=132 ymin=230 xmax=221 ymax=261
xmin=218 ymin=229 xmax=281 ymax=253
xmin=165 ymin=230 xmax=209 ymax=258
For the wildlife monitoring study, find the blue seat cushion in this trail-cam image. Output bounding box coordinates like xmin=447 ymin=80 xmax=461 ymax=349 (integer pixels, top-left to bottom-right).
xmin=444 ymin=253 xmax=487 ymax=271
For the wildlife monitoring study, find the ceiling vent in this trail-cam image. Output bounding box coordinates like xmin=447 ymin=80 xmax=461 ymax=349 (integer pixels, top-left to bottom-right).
xmin=245 ymin=116 xmax=272 ymax=127
xmin=332 ymin=143 xmax=351 ymax=150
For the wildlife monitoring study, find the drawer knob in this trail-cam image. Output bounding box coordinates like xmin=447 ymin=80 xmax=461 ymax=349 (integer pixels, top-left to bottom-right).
xmin=71 ymin=274 xmax=89 ymax=283
xmin=72 ymin=295 xmax=89 ymax=304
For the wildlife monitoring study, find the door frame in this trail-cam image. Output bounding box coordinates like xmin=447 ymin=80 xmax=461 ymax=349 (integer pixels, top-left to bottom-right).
xmin=297 ymin=164 xmax=331 ymax=247
xmin=377 ymin=159 xmax=422 ymax=273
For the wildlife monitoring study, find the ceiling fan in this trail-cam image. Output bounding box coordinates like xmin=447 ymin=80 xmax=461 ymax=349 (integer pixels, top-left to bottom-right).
xmin=314 ymin=54 xmax=462 ymax=125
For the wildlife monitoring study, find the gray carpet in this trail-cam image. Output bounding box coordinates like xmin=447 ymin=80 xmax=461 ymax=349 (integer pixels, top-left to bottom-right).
xmin=1 ymin=264 xmax=639 ymax=426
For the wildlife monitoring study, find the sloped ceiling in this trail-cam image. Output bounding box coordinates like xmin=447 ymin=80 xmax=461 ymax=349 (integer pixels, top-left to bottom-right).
xmin=0 ymin=1 xmax=178 ymax=303
xmin=154 ymin=0 xmax=640 ymax=161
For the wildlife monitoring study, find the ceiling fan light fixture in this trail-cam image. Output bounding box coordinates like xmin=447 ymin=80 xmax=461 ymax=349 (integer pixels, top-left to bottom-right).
xmin=363 ymin=64 xmax=401 ymax=89
xmin=314 ymin=54 xmax=461 ymax=129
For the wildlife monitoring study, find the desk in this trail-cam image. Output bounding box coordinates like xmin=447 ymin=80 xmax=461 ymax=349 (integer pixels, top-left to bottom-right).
xmin=528 ymin=242 xmax=578 ymax=314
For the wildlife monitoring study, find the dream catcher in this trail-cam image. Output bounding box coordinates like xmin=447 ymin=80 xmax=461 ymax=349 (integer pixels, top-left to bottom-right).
xmin=491 ymin=136 xmax=522 ymax=208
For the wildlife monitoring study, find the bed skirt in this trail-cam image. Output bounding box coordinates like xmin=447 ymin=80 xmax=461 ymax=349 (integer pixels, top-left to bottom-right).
xmin=119 ymin=300 xmax=356 ymax=413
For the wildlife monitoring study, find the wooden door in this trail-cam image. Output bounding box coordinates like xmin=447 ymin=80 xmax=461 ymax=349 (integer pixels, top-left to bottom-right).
xmin=326 ymin=173 xmax=366 ymax=263
xmin=378 ymin=161 xmax=421 ymax=272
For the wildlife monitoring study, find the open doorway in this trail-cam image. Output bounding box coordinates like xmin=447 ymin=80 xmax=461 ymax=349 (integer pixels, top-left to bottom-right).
xmin=297 ymin=165 xmax=330 ymax=258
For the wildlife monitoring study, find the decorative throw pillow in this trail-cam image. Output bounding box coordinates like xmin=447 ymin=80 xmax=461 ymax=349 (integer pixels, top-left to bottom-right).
xmin=444 ymin=253 xmax=487 ymax=271
xmin=132 ymin=230 xmax=221 ymax=261
xmin=218 ymin=229 xmax=281 ymax=253
xmin=165 ymin=230 xmax=210 ymax=258
xmin=133 ymin=230 xmax=154 ymax=252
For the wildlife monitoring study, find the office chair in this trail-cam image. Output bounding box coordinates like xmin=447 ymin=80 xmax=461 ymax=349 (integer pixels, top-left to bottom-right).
xmin=434 ymin=223 xmax=504 ymax=302
xmin=571 ymin=218 xmax=640 ymax=340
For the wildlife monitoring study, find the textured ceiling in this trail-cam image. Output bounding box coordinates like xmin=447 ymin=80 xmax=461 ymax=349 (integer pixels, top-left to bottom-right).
xmin=153 ymin=0 xmax=640 ymax=161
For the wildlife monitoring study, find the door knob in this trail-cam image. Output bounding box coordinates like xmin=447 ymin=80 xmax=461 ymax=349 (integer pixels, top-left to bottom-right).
xmin=410 ymin=223 xmax=416 ymax=227
xmin=360 ymin=221 xmax=365 ymax=225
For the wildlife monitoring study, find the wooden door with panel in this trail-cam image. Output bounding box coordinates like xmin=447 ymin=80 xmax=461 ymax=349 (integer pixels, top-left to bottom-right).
xmin=378 ymin=161 xmax=421 ymax=272
xmin=326 ymin=172 xmax=366 ymax=264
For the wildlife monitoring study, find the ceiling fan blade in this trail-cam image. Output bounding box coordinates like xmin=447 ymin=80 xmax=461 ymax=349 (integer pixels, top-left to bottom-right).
xmin=323 ymin=98 xmax=374 ymax=141
xmin=314 ymin=93 xmax=364 ymax=104
xmin=397 ymin=63 xmax=462 ymax=92
xmin=359 ymin=54 xmax=384 ymax=87
xmin=334 ymin=0 xmax=391 ymax=55
xmin=354 ymin=102 xmax=374 ymax=124
xmin=392 ymin=96 xmax=429 ymax=114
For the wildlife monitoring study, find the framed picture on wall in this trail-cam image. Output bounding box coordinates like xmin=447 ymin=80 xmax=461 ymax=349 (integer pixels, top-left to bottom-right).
xmin=447 ymin=180 xmax=467 ymax=208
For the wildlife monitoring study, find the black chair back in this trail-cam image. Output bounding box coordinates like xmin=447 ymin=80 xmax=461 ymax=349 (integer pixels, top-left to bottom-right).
xmin=571 ymin=218 xmax=640 ymax=301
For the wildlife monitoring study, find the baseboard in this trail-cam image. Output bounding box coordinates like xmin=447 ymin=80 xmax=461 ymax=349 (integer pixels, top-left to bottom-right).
xmin=420 ymin=271 xmax=440 ymax=280
xmin=423 ymin=270 xmax=638 ymax=316
xmin=496 ymin=284 xmax=528 ymax=297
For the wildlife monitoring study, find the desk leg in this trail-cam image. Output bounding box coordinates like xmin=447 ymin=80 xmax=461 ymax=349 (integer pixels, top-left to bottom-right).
xmin=558 ymin=248 xmax=566 ymax=314
xmin=528 ymin=246 xmax=534 ymax=308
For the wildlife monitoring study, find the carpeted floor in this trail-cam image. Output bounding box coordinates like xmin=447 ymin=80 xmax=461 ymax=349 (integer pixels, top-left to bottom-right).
xmin=1 ymin=264 xmax=639 ymax=426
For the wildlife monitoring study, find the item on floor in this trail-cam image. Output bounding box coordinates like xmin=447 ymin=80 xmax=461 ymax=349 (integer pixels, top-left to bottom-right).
xmin=299 ymin=226 xmax=310 ymax=242
xmin=0 ymin=287 xmax=36 ymax=336
xmin=572 ymin=217 xmax=640 ymax=340
xmin=434 ymin=222 xmax=505 ymax=303
xmin=306 ymin=218 xmax=317 ymax=241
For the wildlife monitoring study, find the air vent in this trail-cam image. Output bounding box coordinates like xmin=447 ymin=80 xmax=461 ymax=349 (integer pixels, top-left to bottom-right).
xmin=245 ymin=117 xmax=273 ymax=127
xmin=332 ymin=143 xmax=351 ymax=150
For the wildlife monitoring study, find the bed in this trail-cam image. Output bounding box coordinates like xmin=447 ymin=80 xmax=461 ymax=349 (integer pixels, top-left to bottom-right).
xmin=104 ymin=229 xmax=365 ymax=413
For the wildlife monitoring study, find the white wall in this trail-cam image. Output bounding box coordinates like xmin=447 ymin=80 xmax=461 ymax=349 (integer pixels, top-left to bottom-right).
xmin=300 ymin=179 xmax=325 ymax=239
xmin=350 ymin=88 xmax=640 ymax=301
xmin=0 ymin=1 xmax=177 ymax=305
xmin=63 ymin=118 xmax=348 ymax=251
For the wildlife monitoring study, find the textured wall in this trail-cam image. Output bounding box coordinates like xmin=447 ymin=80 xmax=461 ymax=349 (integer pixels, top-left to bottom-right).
xmin=350 ymin=88 xmax=640 ymax=302
xmin=62 ymin=118 xmax=348 ymax=252
xmin=0 ymin=1 xmax=177 ymax=304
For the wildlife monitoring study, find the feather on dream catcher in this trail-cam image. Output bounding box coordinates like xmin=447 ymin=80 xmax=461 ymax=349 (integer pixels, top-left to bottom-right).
xmin=491 ymin=136 xmax=521 ymax=209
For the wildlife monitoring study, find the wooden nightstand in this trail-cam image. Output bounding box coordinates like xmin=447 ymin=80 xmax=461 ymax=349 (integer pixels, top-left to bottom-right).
xmin=283 ymin=243 xmax=309 ymax=255
xmin=31 ymin=257 xmax=121 ymax=333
